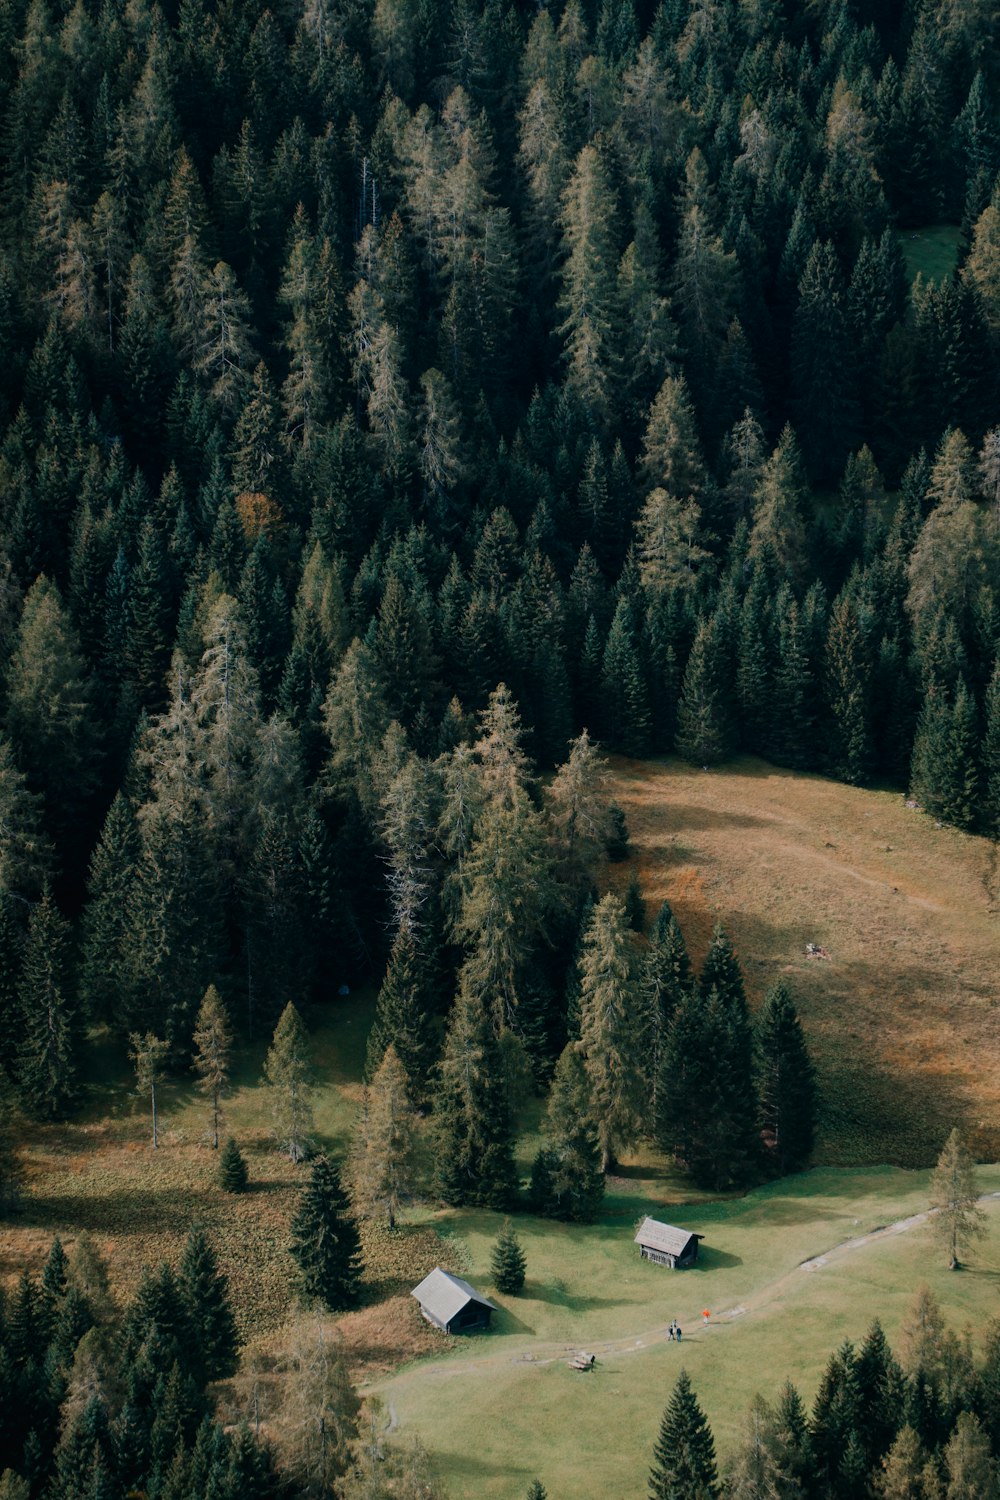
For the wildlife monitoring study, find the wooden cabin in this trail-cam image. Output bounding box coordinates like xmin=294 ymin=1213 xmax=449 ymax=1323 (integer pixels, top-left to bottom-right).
xmin=411 ymin=1268 xmax=498 ymax=1334
xmin=634 ymin=1217 xmax=704 ymax=1268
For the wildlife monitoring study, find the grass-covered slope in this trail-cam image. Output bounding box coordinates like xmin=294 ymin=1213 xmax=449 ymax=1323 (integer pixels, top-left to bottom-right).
xmin=606 ymin=755 xmax=1000 ymax=1166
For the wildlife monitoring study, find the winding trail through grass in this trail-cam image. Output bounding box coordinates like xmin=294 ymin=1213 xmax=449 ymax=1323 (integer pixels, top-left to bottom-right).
xmin=370 ymin=1192 xmax=1000 ymax=1394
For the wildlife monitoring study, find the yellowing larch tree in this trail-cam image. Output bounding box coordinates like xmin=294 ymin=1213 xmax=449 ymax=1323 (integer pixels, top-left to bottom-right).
xmin=264 ymin=1002 xmax=315 ymax=1163
xmin=930 ymin=1126 xmax=986 ymax=1270
xmin=349 ymin=1044 xmax=418 ymax=1230
xmin=192 ymin=984 xmax=232 ymax=1149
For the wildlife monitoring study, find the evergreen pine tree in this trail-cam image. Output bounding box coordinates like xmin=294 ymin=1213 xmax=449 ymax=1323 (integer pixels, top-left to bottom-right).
xmin=218 ymin=1137 xmax=248 ymax=1194
xmin=577 ymin=893 xmax=641 ymax=1174
xmin=365 ymin=931 xmax=440 ymax=1104
xmin=17 ymin=888 xmax=77 ymax=1121
xmin=624 ymin=871 xmax=645 ymax=932
xmin=490 ymin=1219 xmax=526 ymax=1294
xmin=659 ymin=982 xmax=758 ymax=1191
xmin=698 ymin=925 xmax=746 ymax=1009
xmin=78 ymin=793 xmax=139 ymax=1028
xmin=790 ymin=241 xmax=859 ymax=484
xmin=178 ymin=1226 xmax=239 ymax=1381
xmin=825 ymin=593 xmax=874 ymax=786
xmin=649 ymin=1369 xmax=719 ymax=1500
xmin=289 ymin=1156 xmax=364 ymax=1311
xmin=676 ymin=617 xmax=734 ymax=766
xmin=600 ymin=597 xmax=651 ymax=756
xmin=854 ymin=1319 xmax=905 ymax=1470
xmin=754 ymin=982 xmax=817 ymax=1175
xmin=810 ymin=1340 xmax=862 ymax=1493
xmin=0 ymin=894 xmax=25 ymax=1080
xmin=539 ymin=1043 xmax=605 ymax=1222
xmin=434 ymin=980 xmax=518 ymax=1210
xmin=639 ymin=902 xmax=693 ymax=1118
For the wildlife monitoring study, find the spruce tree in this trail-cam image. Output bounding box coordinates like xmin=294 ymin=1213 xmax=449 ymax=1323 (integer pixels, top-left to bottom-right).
xmin=649 ymin=1369 xmax=719 ymax=1500
xmin=435 ymin=981 xmax=518 ymax=1210
xmin=854 ymin=1319 xmax=905 ymax=1470
xmin=810 ymin=1340 xmax=862 ymax=1493
xmin=78 ymin=793 xmax=139 ymax=1029
xmin=698 ymin=925 xmax=746 ymax=1010
xmin=490 ymin=1219 xmax=526 ymax=1294
xmin=639 ymin=902 xmax=693 ymax=1118
xmin=178 ymin=1226 xmax=239 ymax=1382
xmin=17 ymin=888 xmax=78 ymax=1121
xmin=577 ymin=893 xmax=641 ymax=1174
xmin=364 ymin=929 xmax=439 ymax=1103
xmin=218 ymin=1137 xmax=249 ymax=1194
xmin=659 ymin=983 xmax=758 ymax=1191
xmin=676 ymin=617 xmax=734 ymax=766
xmin=263 ymin=1003 xmax=314 ymax=1164
xmin=289 ymin=1156 xmax=364 ymax=1311
xmin=754 ymin=982 xmax=817 ymax=1175
xmin=600 ymin=598 xmax=652 ymax=757
xmin=825 ymin=593 xmax=873 ymax=786
xmin=539 ymin=1043 xmax=605 ymax=1222
xmin=790 ymin=241 xmax=859 ymax=484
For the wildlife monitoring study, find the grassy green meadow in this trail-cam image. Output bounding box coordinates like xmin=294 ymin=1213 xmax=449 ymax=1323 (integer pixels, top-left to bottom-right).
xmin=376 ymin=1166 xmax=1000 ymax=1498
xmin=896 ymin=224 xmax=962 ymax=283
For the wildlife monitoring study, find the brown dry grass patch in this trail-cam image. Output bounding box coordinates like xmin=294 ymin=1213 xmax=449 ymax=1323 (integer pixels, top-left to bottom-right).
xmin=607 ymin=754 xmax=1000 ymax=1167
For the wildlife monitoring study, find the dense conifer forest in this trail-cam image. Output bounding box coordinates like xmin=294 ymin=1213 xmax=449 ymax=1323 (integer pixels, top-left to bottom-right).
xmin=1 ymin=0 xmax=999 ymax=1490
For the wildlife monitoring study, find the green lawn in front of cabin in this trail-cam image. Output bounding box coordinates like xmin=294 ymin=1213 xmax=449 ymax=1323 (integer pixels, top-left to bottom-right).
xmin=375 ymin=1165 xmax=1000 ymax=1500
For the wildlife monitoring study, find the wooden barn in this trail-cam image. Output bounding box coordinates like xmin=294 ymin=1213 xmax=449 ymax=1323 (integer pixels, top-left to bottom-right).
xmin=411 ymin=1268 xmax=498 ymax=1334
xmin=634 ymin=1217 xmax=704 ymax=1268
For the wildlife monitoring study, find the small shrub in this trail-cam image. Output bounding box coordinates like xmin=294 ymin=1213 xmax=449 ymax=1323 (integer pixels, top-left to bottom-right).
xmin=218 ymin=1137 xmax=249 ymax=1193
xmin=490 ymin=1218 xmax=526 ymax=1295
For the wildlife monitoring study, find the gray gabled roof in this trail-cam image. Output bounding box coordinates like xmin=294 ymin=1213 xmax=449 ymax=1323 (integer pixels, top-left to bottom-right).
xmin=634 ymin=1217 xmax=704 ymax=1255
xmin=411 ymin=1267 xmax=498 ymax=1322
